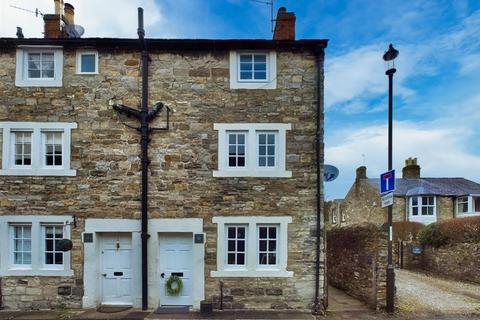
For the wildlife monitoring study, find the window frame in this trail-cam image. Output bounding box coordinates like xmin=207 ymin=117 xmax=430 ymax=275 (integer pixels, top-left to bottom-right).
xmin=0 ymin=122 xmax=77 ymax=176
xmin=42 ymin=224 xmax=66 ymax=270
xmin=10 ymin=224 xmax=32 ymax=269
xmin=76 ymin=50 xmax=99 ymax=75
xmin=211 ymin=216 xmax=292 ymax=278
xmin=0 ymin=215 xmax=73 ymax=277
xmin=26 ymin=51 xmax=55 ymax=80
xmin=213 ymin=123 xmax=291 ymax=178
xmin=237 ymin=53 xmax=269 ymax=83
xmin=229 ymin=51 xmax=277 ymax=89
xmin=225 ymin=225 xmax=248 ymax=270
xmin=331 ymin=208 xmax=337 ymax=224
xmin=256 ymin=131 xmax=277 ymax=169
xmin=15 ymin=46 xmax=63 ymax=87
xmin=257 ymin=224 xmax=279 ymax=268
xmin=42 ymin=130 xmax=64 ymax=168
xmin=12 ymin=130 xmax=33 ymax=168
xmin=226 ymin=131 xmax=248 ymax=169
xmin=408 ymin=196 xmax=437 ymax=224
xmin=456 ymin=195 xmax=480 ymax=217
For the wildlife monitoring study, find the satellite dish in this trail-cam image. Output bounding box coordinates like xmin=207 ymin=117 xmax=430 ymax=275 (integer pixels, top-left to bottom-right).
xmin=324 ymin=164 xmax=339 ymax=182
xmin=65 ymin=24 xmax=85 ymax=38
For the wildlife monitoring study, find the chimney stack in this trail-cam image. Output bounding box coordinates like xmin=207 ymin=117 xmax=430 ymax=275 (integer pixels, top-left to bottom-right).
xmin=43 ymin=14 xmax=62 ymax=38
xmin=356 ymin=166 xmax=367 ymax=180
xmin=63 ymin=3 xmax=75 ymax=25
xmin=273 ymin=7 xmax=296 ymax=40
xmin=402 ymin=157 xmax=421 ymax=179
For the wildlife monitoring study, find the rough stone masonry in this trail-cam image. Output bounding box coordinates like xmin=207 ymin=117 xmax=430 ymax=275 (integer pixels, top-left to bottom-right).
xmin=0 ymin=42 xmax=326 ymax=310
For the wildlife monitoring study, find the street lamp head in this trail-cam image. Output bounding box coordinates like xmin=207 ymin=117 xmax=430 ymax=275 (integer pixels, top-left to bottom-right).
xmin=383 ymin=44 xmax=399 ymax=74
xmin=383 ymin=44 xmax=399 ymax=61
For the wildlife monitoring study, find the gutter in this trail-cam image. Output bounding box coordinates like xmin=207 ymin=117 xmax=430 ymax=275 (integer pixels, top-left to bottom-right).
xmin=0 ymin=38 xmax=328 ymax=51
xmin=313 ymin=45 xmax=326 ymax=314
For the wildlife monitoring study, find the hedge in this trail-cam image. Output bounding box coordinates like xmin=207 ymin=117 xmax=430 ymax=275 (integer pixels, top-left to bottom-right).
xmin=327 ymin=223 xmax=383 ymax=252
xmin=418 ymin=216 xmax=480 ymax=248
xmin=392 ymin=221 xmax=423 ymax=241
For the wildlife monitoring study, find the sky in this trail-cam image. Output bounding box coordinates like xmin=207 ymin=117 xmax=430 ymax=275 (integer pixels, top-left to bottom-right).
xmin=1 ymin=0 xmax=480 ymax=199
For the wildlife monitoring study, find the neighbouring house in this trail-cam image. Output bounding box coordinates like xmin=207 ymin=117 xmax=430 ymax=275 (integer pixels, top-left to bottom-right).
xmin=341 ymin=158 xmax=480 ymax=226
xmin=0 ymin=1 xmax=328 ymax=312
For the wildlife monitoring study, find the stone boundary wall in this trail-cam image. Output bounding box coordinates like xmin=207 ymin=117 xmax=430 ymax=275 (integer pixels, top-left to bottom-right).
xmin=327 ymin=225 xmax=387 ymax=310
xmin=0 ymin=276 xmax=82 ymax=310
xmin=403 ymin=242 xmax=480 ymax=284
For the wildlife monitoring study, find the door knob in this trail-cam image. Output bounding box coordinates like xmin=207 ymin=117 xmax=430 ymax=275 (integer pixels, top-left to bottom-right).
xmin=161 ymin=272 xmax=165 ymax=278
xmin=102 ymin=273 xmax=107 ymax=277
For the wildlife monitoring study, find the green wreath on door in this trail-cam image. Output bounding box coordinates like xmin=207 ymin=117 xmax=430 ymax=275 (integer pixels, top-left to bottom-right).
xmin=165 ymin=275 xmax=183 ymax=295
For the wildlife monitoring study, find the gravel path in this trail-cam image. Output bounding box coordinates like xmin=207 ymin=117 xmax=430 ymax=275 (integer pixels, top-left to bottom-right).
xmin=396 ymin=269 xmax=480 ymax=314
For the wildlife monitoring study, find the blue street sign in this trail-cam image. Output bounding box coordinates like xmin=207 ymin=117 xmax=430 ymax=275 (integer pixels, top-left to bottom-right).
xmin=380 ymin=170 xmax=395 ymax=194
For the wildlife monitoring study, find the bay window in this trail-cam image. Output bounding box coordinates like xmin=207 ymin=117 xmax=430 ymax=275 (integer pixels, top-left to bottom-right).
xmin=409 ymin=196 xmax=436 ymax=224
xmin=456 ymin=195 xmax=480 ymax=216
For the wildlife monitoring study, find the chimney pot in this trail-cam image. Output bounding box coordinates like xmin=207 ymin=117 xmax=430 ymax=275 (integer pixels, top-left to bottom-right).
xmin=402 ymin=157 xmax=421 ymax=179
xmin=16 ymin=27 xmax=24 ymax=39
xmin=273 ymin=7 xmax=296 ymax=40
xmin=356 ymin=166 xmax=367 ymax=180
xmin=63 ymin=3 xmax=75 ymax=25
xmin=54 ymin=0 xmax=61 ymax=15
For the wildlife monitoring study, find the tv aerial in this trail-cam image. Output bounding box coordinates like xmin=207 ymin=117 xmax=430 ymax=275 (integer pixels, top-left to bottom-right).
xmin=248 ymin=0 xmax=274 ymax=33
xmin=10 ymin=5 xmax=44 ymax=17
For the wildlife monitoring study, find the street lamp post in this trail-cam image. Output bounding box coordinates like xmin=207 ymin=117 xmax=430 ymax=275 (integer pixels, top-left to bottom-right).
xmin=383 ymin=43 xmax=398 ymax=314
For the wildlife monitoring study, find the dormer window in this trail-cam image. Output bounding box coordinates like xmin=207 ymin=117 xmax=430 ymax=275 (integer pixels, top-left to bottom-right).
xmin=15 ymin=46 xmax=63 ymax=87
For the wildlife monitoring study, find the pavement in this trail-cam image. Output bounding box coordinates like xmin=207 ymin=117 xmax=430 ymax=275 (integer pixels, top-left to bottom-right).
xmin=1 ymin=282 xmax=479 ymax=320
xmin=1 ymin=308 xmax=480 ymax=320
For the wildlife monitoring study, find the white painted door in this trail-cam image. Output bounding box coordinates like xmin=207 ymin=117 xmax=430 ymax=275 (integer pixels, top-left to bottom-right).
xmin=101 ymin=233 xmax=133 ymax=305
xmin=159 ymin=233 xmax=194 ymax=306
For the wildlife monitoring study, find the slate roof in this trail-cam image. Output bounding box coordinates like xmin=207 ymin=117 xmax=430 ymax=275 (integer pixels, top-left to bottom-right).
xmin=365 ymin=178 xmax=480 ymax=197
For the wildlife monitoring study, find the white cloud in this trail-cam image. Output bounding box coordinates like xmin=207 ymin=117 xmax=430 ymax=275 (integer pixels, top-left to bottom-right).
xmin=325 ymin=9 xmax=480 ymax=114
xmin=459 ymin=53 xmax=480 ymax=75
xmin=325 ymin=106 xmax=480 ymax=200
xmin=0 ymin=0 xmax=165 ymax=38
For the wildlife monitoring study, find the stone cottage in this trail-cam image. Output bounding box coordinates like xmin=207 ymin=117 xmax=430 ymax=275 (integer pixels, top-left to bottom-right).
xmin=340 ymin=158 xmax=480 ymax=226
xmin=0 ymin=1 xmax=328 ymax=313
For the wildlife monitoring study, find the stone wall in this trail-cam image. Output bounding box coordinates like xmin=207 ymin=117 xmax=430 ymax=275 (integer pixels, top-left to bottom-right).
xmin=0 ymin=277 xmax=82 ymax=310
xmin=403 ymin=242 xmax=480 ymax=284
xmin=437 ymin=196 xmax=455 ymax=221
xmin=0 ymin=46 xmax=324 ymax=310
xmin=327 ymin=224 xmax=387 ymax=310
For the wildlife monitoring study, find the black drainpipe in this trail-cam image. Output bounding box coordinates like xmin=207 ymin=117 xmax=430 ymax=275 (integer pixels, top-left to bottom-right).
xmin=138 ymin=8 xmax=150 ymax=311
xmin=313 ymin=44 xmax=326 ymax=314
xmin=112 ymin=8 xmax=169 ymax=310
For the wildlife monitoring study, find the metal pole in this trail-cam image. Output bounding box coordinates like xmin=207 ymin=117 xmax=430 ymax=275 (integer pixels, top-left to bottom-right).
xmin=386 ymin=67 xmax=396 ymax=313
